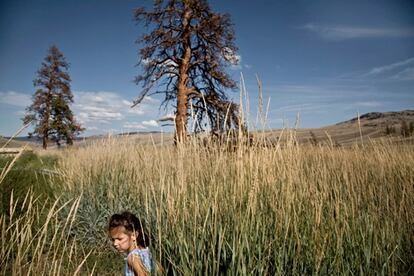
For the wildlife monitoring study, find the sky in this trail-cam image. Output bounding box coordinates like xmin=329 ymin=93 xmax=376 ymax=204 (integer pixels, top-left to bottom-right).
xmin=1 ymin=0 xmax=413 ymax=137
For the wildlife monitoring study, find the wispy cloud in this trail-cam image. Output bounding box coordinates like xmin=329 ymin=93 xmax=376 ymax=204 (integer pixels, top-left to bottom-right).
xmin=275 ymin=103 xmax=327 ymax=113
xmin=391 ymin=67 xmax=414 ymax=81
xmin=123 ymin=122 xmax=147 ymax=130
xmin=0 ymin=91 xmax=31 ymax=107
xmin=354 ymin=101 xmax=382 ymax=107
xmin=266 ymin=83 xmax=389 ymax=116
xmin=359 ymin=57 xmax=414 ymax=81
xmin=366 ymin=57 xmax=414 ymax=76
xmin=302 ymin=23 xmax=414 ymax=41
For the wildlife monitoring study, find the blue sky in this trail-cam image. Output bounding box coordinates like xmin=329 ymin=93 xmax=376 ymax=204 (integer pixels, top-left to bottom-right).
xmin=1 ymin=0 xmax=413 ymax=136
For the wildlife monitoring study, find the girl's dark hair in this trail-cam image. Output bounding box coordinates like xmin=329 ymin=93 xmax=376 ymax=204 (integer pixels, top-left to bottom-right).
xmin=108 ymin=211 xmax=149 ymax=247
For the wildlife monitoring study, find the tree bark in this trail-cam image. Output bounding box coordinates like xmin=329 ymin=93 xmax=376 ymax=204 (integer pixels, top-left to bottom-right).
xmin=175 ymin=2 xmax=192 ymax=143
xmin=175 ymin=80 xmax=188 ymax=143
xmin=42 ymin=89 xmax=52 ymax=149
xmin=42 ymin=136 xmax=48 ymax=149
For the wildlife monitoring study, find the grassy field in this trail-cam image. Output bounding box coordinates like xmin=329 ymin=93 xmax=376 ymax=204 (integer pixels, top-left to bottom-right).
xmin=1 ymin=133 xmax=413 ymax=275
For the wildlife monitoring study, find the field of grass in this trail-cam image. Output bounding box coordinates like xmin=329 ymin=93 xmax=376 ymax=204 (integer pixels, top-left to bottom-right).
xmin=1 ymin=133 xmax=413 ymax=275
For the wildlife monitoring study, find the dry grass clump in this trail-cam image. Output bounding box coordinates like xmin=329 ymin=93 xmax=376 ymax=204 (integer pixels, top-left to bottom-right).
xmin=54 ymin=136 xmax=414 ymax=274
xmin=0 ymin=191 xmax=95 ymax=275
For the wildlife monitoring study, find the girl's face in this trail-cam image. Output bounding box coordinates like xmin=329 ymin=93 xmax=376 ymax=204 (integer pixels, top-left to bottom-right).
xmin=110 ymin=226 xmax=136 ymax=253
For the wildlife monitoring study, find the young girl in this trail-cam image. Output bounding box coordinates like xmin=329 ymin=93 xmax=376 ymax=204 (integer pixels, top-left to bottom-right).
xmin=108 ymin=211 xmax=155 ymax=276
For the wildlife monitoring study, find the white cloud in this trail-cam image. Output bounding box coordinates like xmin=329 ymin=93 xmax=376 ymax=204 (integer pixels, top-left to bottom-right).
xmin=222 ymin=47 xmax=242 ymax=70
xmin=74 ymin=91 xmax=127 ymax=123
xmin=73 ymin=91 xmax=160 ymax=124
xmin=103 ymin=128 xmax=119 ymax=134
xmin=128 ymin=108 xmax=145 ymax=115
xmin=142 ymin=120 xmax=158 ymax=127
xmin=158 ymin=114 xmax=175 ymax=122
xmin=223 ymin=47 xmax=240 ymax=64
xmin=128 ymin=96 xmax=160 ymax=115
xmin=141 ymin=58 xmax=178 ymax=78
xmin=303 ymin=23 xmax=414 ymax=41
xmin=162 ymin=59 xmax=178 ymax=70
xmin=0 ymin=91 xmax=31 ymax=107
xmin=122 ymin=99 xmax=132 ymax=106
xmin=123 ymin=122 xmax=147 ymax=129
xmin=141 ymin=96 xmax=159 ymax=104
xmin=230 ymin=55 xmax=242 ymax=70
xmin=122 ymin=120 xmax=159 ymax=130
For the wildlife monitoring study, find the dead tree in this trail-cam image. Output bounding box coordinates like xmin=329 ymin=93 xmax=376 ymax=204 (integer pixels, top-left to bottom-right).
xmin=132 ymin=0 xmax=240 ymax=143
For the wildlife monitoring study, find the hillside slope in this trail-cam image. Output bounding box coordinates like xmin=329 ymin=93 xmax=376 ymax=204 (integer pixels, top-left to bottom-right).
xmin=2 ymin=110 xmax=413 ymax=148
xmin=260 ymin=110 xmax=414 ymax=146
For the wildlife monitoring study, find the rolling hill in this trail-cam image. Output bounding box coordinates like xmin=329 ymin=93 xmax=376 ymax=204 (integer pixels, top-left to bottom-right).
xmin=260 ymin=110 xmax=414 ymax=146
xmin=1 ymin=110 xmax=413 ymax=148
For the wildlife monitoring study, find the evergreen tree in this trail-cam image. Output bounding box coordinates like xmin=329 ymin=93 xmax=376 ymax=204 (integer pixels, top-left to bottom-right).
xmin=23 ymin=46 xmax=83 ymax=149
xmin=133 ymin=0 xmax=241 ymax=142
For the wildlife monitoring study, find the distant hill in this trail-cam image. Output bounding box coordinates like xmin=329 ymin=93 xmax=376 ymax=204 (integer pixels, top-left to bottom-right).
xmin=260 ymin=110 xmax=414 ymax=146
xmin=2 ymin=110 xmax=413 ymax=148
xmin=336 ymin=110 xmax=414 ymax=128
xmin=0 ymin=136 xmax=41 ymax=148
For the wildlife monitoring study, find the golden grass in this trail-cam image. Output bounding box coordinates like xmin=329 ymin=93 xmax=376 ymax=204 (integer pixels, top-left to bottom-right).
xmin=51 ymin=135 xmax=414 ymax=274
xmin=3 ymin=76 xmax=413 ymax=274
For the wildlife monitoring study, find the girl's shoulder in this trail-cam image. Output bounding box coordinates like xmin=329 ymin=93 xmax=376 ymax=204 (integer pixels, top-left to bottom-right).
xmin=128 ymin=247 xmax=154 ymax=272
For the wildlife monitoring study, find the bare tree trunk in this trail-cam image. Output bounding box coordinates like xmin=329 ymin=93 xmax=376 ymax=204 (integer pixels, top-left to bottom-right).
xmin=174 ymin=3 xmax=191 ymax=143
xmin=175 ymin=84 xmax=188 ymax=143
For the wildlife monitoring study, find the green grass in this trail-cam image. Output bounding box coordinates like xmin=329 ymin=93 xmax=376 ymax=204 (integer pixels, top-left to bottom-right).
xmin=0 ymin=152 xmax=57 ymax=215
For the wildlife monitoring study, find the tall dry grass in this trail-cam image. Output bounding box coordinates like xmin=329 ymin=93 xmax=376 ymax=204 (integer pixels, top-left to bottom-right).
xmin=0 ymin=190 xmax=95 ymax=275
xmin=0 ymin=124 xmax=95 ymax=275
xmin=2 ymin=80 xmax=413 ymax=274
xmin=54 ymin=136 xmax=414 ymax=275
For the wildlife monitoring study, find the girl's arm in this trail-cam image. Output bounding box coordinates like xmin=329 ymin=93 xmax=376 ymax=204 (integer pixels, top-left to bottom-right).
xmin=127 ymin=254 xmax=149 ymax=276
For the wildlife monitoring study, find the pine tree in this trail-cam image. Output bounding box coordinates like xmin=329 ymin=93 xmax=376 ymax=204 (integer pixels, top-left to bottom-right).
xmin=23 ymin=46 xmax=83 ymax=149
xmin=133 ymin=0 xmax=241 ymax=142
